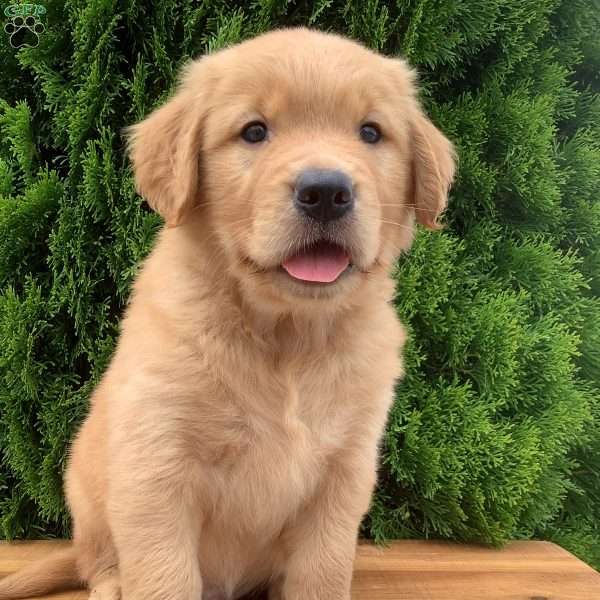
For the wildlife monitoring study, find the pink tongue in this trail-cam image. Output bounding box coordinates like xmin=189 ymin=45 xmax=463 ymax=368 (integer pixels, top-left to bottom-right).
xmin=282 ymin=244 xmax=350 ymax=283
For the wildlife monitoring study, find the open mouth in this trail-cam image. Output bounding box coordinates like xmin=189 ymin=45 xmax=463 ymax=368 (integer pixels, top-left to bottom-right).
xmin=281 ymin=240 xmax=351 ymax=284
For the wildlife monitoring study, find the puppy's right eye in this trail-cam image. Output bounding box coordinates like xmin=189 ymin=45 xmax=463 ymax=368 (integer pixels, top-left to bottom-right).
xmin=241 ymin=122 xmax=268 ymax=143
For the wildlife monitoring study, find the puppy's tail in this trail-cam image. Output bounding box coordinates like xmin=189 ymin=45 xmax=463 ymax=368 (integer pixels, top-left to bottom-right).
xmin=0 ymin=545 xmax=81 ymax=599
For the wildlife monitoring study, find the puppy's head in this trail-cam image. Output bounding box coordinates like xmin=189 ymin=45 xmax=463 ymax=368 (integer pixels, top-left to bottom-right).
xmin=127 ymin=29 xmax=455 ymax=312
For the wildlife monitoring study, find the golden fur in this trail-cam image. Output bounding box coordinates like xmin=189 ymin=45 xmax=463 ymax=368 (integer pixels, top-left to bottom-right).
xmin=0 ymin=28 xmax=454 ymax=600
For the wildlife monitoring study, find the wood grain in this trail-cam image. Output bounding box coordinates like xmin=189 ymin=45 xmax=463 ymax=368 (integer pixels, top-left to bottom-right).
xmin=1 ymin=539 xmax=599 ymax=599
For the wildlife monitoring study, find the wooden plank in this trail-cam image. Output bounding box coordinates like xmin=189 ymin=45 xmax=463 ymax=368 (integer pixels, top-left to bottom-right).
xmin=1 ymin=540 xmax=599 ymax=599
xmin=352 ymin=540 xmax=600 ymax=599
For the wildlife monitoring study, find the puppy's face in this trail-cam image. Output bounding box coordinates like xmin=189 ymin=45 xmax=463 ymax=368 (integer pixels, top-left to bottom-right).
xmin=128 ymin=29 xmax=455 ymax=311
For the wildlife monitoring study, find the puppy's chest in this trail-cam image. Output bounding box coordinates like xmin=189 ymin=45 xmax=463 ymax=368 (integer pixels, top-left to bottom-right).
xmin=212 ymin=376 xmax=355 ymax=535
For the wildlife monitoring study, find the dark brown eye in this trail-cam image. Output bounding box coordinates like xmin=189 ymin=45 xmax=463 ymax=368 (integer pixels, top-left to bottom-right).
xmin=360 ymin=123 xmax=382 ymax=144
xmin=241 ymin=121 xmax=268 ymax=143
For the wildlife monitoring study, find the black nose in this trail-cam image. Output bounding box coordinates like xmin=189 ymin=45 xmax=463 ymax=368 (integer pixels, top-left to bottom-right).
xmin=294 ymin=169 xmax=354 ymax=222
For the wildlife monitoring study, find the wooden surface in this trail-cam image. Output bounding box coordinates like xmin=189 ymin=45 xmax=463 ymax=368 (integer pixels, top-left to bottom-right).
xmin=1 ymin=539 xmax=600 ymax=599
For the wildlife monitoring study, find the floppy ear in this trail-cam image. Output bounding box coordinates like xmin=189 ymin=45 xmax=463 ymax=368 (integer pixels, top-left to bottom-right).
xmin=411 ymin=111 xmax=456 ymax=229
xmin=126 ymin=81 xmax=203 ymax=227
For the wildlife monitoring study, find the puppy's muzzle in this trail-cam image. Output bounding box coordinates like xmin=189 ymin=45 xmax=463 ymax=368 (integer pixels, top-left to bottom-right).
xmin=294 ymin=169 xmax=354 ymax=223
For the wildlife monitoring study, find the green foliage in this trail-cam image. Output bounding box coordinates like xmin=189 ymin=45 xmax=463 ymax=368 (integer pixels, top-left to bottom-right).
xmin=0 ymin=0 xmax=598 ymax=568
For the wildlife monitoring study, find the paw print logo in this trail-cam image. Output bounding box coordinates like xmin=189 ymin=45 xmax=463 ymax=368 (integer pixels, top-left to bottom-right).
xmin=4 ymin=15 xmax=45 ymax=48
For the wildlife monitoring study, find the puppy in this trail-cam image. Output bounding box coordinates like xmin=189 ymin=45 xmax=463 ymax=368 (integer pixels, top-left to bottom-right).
xmin=0 ymin=28 xmax=454 ymax=600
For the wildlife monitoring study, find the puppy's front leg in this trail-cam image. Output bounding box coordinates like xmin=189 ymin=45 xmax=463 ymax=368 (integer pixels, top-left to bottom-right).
xmin=278 ymin=450 xmax=378 ymax=600
xmin=107 ymin=444 xmax=203 ymax=600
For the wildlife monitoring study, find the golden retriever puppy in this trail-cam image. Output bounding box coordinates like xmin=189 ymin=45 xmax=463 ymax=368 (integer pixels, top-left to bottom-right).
xmin=0 ymin=27 xmax=454 ymax=600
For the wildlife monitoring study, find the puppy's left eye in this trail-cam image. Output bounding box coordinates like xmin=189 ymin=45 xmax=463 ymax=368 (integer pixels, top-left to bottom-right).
xmin=360 ymin=123 xmax=382 ymax=144
xmin=241 ymin=121 xmax=268 ymax=143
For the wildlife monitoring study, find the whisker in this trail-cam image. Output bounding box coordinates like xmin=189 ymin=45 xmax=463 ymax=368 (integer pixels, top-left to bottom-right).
xmin=375 ymin=219 xmax=414 ymax=232
xmin=378 ymin=204 xmax=440 ymax=214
